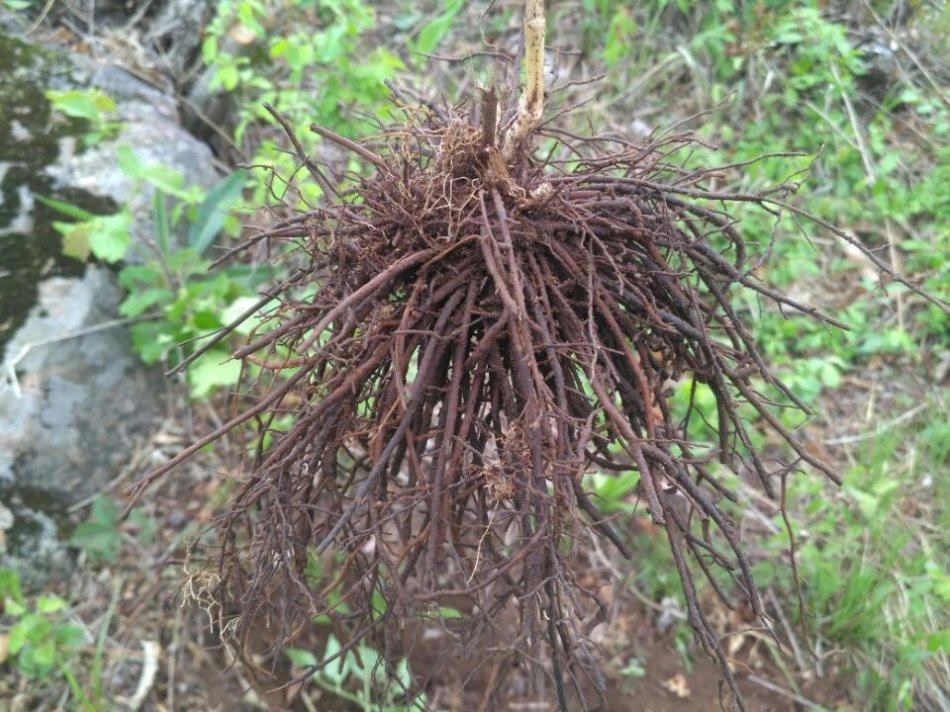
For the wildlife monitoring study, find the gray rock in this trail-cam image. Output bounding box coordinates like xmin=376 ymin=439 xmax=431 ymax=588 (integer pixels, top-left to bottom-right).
xmin=11 ymin=0 xmax=213 ymax=79
xmin=1 ymin=266 xmax=163 ymax=500
xmin=45 ymin=51 xmax=221 ymax=263
xmin=0 ymin=32 xmax=218 ymax=584
xmin=0 ymin=266 xmax=164 ymax=585
xmin=0 ymin=492 xmax=72 ymax=590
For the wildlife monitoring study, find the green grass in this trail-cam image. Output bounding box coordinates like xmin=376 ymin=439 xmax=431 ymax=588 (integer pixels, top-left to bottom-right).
xmin=570 ymin=1 xmax=948 ymax=708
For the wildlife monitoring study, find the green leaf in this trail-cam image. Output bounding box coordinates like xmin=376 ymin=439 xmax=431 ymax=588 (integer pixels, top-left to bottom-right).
xmin=116 ymin=146 xmax=192 ymax=201
xmin=128 ymin=509 xmax=157 ymax=546
xmin=4 ymin=597 xmax=27 ymax=617
xmin=88 ymin=212 xmax=133 ymax=263
xmin=56 ymin=221 xmax=91 ymax=262
xmin=927 ymin=630 xmax=950 ymax=653
xmin=119 ymin=264 xmax=164 ymax=290
xmin=36 ymin=596 xmax=67 ymax=615
xmin=22 ymin=638 xmax=57 ymax=676
xmin=36 ymin=195 xmax=97 ymax=221
xmin=820 ymin=361 xmax=842 ymax=389
xmin=166 ymin=248 xmax=209 ymax=276
xmin=187 ymin=170 xmax=247 ymax=254
xmin=187 ymin=350 xmax=242 ymax=398
xmin=70 ymin=498 xmax=121 ymax=563
xmin=0 ymin=568 xmax=24 ymax=605
xmin=130 ymin=321 xmax=172 ymax=364
xmin=202 ymin=35 xmax=218 ymax=65
xmin=620 ymin=658 xmax=646 ymax=678
xmin=53 ymin=624 xmax=85 ymax=649
xmin=69 ymin=518 xmax=121 ymax=562
xmin=604 ymin=8 xmax=636 ymax=67
xmin=9 ymin=614 xmax=51 ymax=653
xmin=589 ymin=470 xmax=640 ymax=512
xmin=216 ymin=64 xmax=240 ymax=91
xmin=45 ymin=89 xmax=116 ymax=123
xmin=120 ymin=286 xmax=173 ymax=318
xmin=153 ymin=191 xmax=171 ymax=256
xmin=192 ymin=309 xmax=223 ymax=330
xmin=414 ymin=0 xmax=462 ymax=55
xmin=56 ymin=211 xmax=132 ymax=264
xmin=285 ymin=647 xmax=318 ymax=668
xmin=91 ymin=497 xmax=120 ymax=524
xmin=322 ymin=636 xmax=346 ymax=685
xmin=395 ymin=657 xmax=413 ymax=688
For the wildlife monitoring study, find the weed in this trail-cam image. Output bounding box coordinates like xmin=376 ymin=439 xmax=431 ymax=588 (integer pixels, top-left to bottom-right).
xmin=0 ymin=568 xmax=94 ymax=704
xmin=754 ymin=403 xmax=950 ymax=709
xmin=45 ymin=88 xmax=119 ymax=144
xmin=285 ymin=637 xmax=425 ymax=712
xmin=201 ymin=0 xmax=402 ymax=203
xmin=44 ymin=146 xmax=262 ymax=397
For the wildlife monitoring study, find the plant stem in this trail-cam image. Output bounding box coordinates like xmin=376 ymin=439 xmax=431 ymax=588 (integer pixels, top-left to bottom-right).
xmin=502 ymin=0 xmax=546 ymax=160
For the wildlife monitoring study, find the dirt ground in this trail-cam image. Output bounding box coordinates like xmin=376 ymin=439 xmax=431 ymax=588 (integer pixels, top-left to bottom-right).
xmin=4 ymin=388 xmax=859 ymax=712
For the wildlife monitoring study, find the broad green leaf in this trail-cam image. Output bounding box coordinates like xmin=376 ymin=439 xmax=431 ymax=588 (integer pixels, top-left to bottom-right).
xmin=45 ymin=89 xmax=116 ymax=123
xmin=201 ymin=36 xmax=217 ymax=65
xmin=166 ymin=248 xmax=210 ymax=276
xmin=119 ymin=287 xmax=173 ymax=318
xmin=588 ymin=470 xmax=640 ymax=512
xmin=22 ymin=638 xmax=56 ymax=676
xmin=70 ymin=519 xmax=121 ymax=562
xmin=187 ymin=350 xmax=242 ymax=398
xmin=221 ymin=296 xmax=273 ymax=335
xmin=9 ymin=614 xmax=51 ymax=654
xmin=87 ymin=212 xmax=133 ymax=263
xmin=130 ymin=322 xmax=172 ymax=363
xmin=395 ymin=657 xmax=413 ymax=687
xmin=119 ymin=264 xmax=164 ymax=289
xmin=35 ymin=596 xmax=67 ymax=615
xmin=187 ymin=170 xmax=248 ymax=254
xmin=820 ymin=361 xmax=842 ymax=389
xmin=128 ymin=509 xmax=157 ymax=546
xmin=216 ymin=64 xmax=240 ymax=91
xmin=56 ymin=220 xmax=91 ymax=262
xmin=620 ymin=658 xmax=646 ymax=678
xmin=304 ymin=550 xmax=324 ymax=584
xmin=55 ymin=211 xmax=132 ymax=264
xmin=414 ymin=0 xmax=462 ymax=55
xmin=4 ymin=596 xmax=27 ymax=617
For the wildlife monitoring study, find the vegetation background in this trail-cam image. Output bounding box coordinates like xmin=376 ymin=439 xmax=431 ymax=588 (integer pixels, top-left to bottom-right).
xmin=0 ymin=0 xmax=946 ymax=710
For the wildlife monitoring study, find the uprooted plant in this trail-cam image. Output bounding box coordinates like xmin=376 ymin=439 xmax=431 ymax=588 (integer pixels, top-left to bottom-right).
xmin=126 ymin=1 xmax=946 ymax=709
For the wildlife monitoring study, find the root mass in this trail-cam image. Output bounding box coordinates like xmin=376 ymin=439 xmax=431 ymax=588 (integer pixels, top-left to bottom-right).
xmin=131 ymin=93 xmax=935 ymax=709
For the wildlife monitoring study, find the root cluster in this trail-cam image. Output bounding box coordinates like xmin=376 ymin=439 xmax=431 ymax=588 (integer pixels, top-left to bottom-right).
xmin=130 ymin=94 xmax=929 ymax=709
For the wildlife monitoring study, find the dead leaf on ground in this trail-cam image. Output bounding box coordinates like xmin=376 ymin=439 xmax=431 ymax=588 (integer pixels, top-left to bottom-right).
xmin=663 ymin=673 xmax=691 ymax=698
